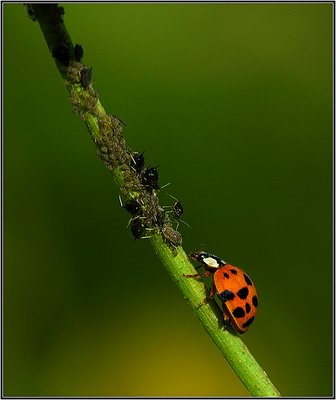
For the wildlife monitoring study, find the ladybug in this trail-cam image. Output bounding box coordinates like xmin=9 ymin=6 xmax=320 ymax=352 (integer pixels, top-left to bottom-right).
xmin=186 ymin=251 xmax=258 ymax=334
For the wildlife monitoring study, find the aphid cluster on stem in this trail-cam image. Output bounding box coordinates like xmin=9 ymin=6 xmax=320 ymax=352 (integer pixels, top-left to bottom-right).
xmin=186 ymin=250 xmax=259 ymax=334
xmin=121 ymin=196 xmax=154 ymax=241
xmin=131 ymin=153 xmax=160 ymax=192
xmin=34 ymin=7 xmax=183 ymax=247
xmin=119 ymin=150 xmax=183 ymax=245
xmin=120 ymin=151 xmax=157 ymax=240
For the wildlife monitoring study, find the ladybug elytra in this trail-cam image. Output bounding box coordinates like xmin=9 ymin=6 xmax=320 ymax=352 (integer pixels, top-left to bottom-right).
xmin=186 ymin=251 xmax=258 ymax=334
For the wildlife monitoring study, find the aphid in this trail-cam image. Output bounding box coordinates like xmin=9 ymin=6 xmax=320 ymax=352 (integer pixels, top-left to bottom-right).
xmin=143 ymin=166 xmax=159 ymax=191
xmin=74 ymin=44 xmax=83 ymax=62
xmin=52 ymin=44 xmax=70 ymax=66
xmin=123 ymin=199 xmax=142 ymax=216
xmin=164 ymin=194 xmax=191 ymax=229
xmin=156 ymin=206 xmax=169 ymax=226
xmin=80 ymin=67 xmax=92 ymax=89
xmin=161 ymin=223 xmax=182 ymax=247
xmin=186 ymin=251 xmax=258 ymax=334
xmin=130 ymin=218 xmax=144 ymax=240
xmin=131 ymin=152 xmax=145 ymax=173
xmin=172 ymin=200 xmax=183 ymax=220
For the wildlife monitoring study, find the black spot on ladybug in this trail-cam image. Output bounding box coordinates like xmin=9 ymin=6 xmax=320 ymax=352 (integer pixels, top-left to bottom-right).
xmin=232 ymin=307 xmax=245 ymax=318
xmin=252 ymin=295 xmax=258 ymax=308
xmin=242 ymin=316 xmax=255 ymax=328
xmin=123 ymin=199 xmax=141 ymax=216
xmin=218 ymin=290 xmax=235 ymax=302
xmin=237 ymin=287 xmax=249 ymax=300
xmin=74 ymin=44 xmax=83 ymax=62
xmin=130 ymin=218 xmax=144 ymax=239
xmin=245 ymin=303 xmax=251 ymax=314
xmin=80 ymin=67 xmax=92 ymax=89
xmin=243 ymin=273 xmax=252 ymax=286
xmin=52 ymin=44 xmax=70 ymax=66
xmin=230 ymin=268 xmax=237 ymax=275
xmin=223 ymin=272 xmax=229 ymax=279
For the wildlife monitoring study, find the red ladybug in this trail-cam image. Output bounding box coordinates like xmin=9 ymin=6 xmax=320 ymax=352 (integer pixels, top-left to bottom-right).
xmin=186 ymin=251 xmax=258 ymax=334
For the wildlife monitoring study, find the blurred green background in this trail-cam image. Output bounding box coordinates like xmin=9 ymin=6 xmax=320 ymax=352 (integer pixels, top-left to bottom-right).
xmin=4 ymin=3 xmax=332 ymax=397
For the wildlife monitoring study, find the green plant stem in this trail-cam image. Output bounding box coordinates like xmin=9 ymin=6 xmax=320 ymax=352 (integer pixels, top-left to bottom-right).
xmin=30 ymin=4 xmax=281 ymax=397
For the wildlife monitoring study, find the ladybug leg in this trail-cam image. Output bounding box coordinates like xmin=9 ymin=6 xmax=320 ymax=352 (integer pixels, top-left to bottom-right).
xmin=208 ymin=286 xmax=216 ymax=298
xmin=199 ymin=298 xmax=209 ymax=306
xmin=183 ymin=271 xmax=211 ymax=279
xmin=184 ymin=271 xmax=213 ymax=307
xmin=223 ymin=309 xmax=230 ymax=323
xmin=198 ymin=286 xmax=216 ymax=307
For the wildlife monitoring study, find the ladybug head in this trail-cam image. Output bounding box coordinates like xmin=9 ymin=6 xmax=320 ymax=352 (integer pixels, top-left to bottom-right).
xmin=190 ymin=250 xmax=207 ymax=262
xmin=190 ymin=250 xmax=226 ymax=270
